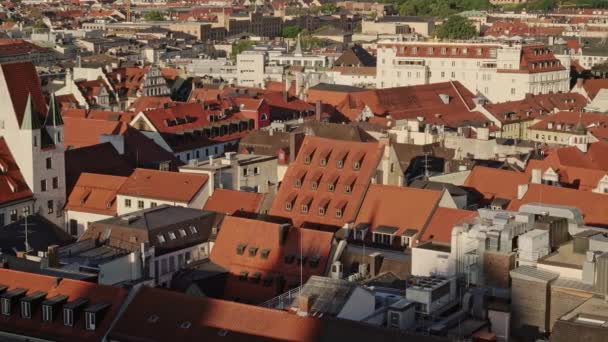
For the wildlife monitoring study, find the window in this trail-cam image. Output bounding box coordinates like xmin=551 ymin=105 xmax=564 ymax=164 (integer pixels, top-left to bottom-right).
xmin=318 ymin=206 xmax=326 ymax=216
xmin=53 ymin=177 xmax=58 ymax=189
xmin=1 ymin=298 xmax=10 ymax=315
xmin=248 ymin=247 xmax=258 ymax=257
xmin=151 ymin=202 xmax=157 ymax=208
xmin=157 ymin=235 xmax=165 ymax=243
xmin=168 ymin=232 xmax=176 ymax=240
xmin=320 ymin=158 xmax=327 ymax=166
xmin=10 ymin=209 xmax=17 ymax=222
xmin=253 ymin=167 xmax=260 ymax=175
xmin=42 ymin=305 xmax=53 ymax=322
xmin=336 ymin=160 xmax=343 ymax=169
xmin=47 ymin=200 xmax=53 ymax=214
xmin=335 ymin=209 xmax=343 ymax=218
xmin=21 ymin=302 xmax=31 ymax=318
xmin=179 ymin=229 xmax=186 ymax=237
xmin=301 ymin=204 xmax=309 ymax=213
xmin=353 ymin=161 xmax=361 ymax=170
xmin=69 ymin=219 xmax=78 ymax=236
xmin=328 ymin=183 xmax=335 ymax=192
xmin=189 ymin=225 xmax=198 ymax=234
xmin=345 ymin=184 xmax=352 ymax=193
xmin=243 ymin=168 xmax=249 ymax=177
xmin=125 ymin=199 xmax=132 ymax=208
xmin=311 ymin=181 xmax=318 ymax=190
xmin=46 ymin=157 xmax=52 ymax=169
xmin=41 ymin=179 xmax=47 ymax=192
xmin=511 ymin=88 xmax=516 ymax=95
xmin=285 ymin=201 xmax=292 ymax=211
xmin=295 ymin=178 xmax=302 ymax=188
xmin=85 ymin=312 xmax=96 ymax=331
xmin=138 ymin=200 xmax=144 ymax=209
xmin=63 ymin=308 xmax=74 ymax=327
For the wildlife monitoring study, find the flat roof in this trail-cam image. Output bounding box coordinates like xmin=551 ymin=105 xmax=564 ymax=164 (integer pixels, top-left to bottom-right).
xmin=538 ymin=241 xmax=587 ymax=270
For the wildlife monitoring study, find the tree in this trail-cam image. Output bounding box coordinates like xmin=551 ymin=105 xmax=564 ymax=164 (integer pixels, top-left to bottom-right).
xmin=526 ymin=0 xmax=557 ymax=11
xmin=435 ymin=15 xmax=477 ymax=40
xmin=232 ymin=39 xmax=255 ymax=58
xmin=32 ymin=19 xmax=47 ymax=30
xmin=143 ymin=11 xmax=165 ymax=22
xmin=319 ymin=3 xmax=337 ymax=14
xmin=281 ymin=25 xmax=303 ymax=38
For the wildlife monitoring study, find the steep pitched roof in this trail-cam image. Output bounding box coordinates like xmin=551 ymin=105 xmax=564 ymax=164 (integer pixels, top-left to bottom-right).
xmin=107 ymin=286 xmax=320 ymax=341
xmin=576 ymin=78 xmax=608 ymax=100
xmin=63 ymin=117 xmax=127 ymax=148
xmin=210 ymin=216 xmax=334 ymax=303
xmin=418 ymin=208 xmax=478 ymax=244
xmin=507 ymin=184 xmax=608 ymax=227
xmin=203 ymin=189 xmax=264 ymax=214
xmin=0 ymin=137 xmax=33 ymax=205
xmin=0 ymin=268 xmax=129 ymax=342
xmin=65 ymin=173 xmax=127 ymax=216
xmin=463 ymin=166 xmax=529 ymax=201
xmin=333 ymin=44 xmax=376 ymax=67
xmin=118 ymin=169 xmax=208 ymax=203
xmin=355 ymin=185 xmax=442 ymax=236
xmin=269 ymin=136 xmax=384 ymax=227
xmin=0 ymin=62 xmax=47 ymax=127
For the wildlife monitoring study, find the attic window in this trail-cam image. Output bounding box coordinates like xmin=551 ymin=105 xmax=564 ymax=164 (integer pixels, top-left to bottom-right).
xmin=148 ymin=314 xmax=159 ymax=323
xmin=248 ymin=247 xmax=258 ymax=257
xmin=309 ymin=256 xmax=320 ymax=268
xmin=236 ymin=243 xmax=246 ymax=255
xmin=284 ymin=254 xmax=295 ymax=264
xmin=168 ymin=232 xmax=176 ymax=240
xmin=345 ymin=184 xmax=352 ymax=194
xmin=328 ymin=181 xmax=336 ymax=192
xmin=336 ymin=208 xmax=343 ymax=219
xmin=157 ymin=235 xmax=166 ymax=244
xmin=285 ymin=201 xmax=293 ymax=211
xmin=318 ymin=206 xmax=326 ymax=216
xmin=311 ymin=180 xmax=318 ymax=190
xmin=304 ymin=155 xmax=311 ymax=164
xmin=353 ymin=160 xmax=361 ymax=170
xmin=295 ymin=178 xmax=302 ymax=188
xmin=260 ymin=249 xmax=270 ymax=259
xmin=320 ymin=158 xmax=327 ymax=166
xmin=179 ymin=229 xmax=187 ymax=238
xmin=189 ymin=225 xmax=198 ymax=234
xmin=336 ymin=159 xmax=343 ymax=169
xmin=301 ymin=204 xmax=309 ymax=214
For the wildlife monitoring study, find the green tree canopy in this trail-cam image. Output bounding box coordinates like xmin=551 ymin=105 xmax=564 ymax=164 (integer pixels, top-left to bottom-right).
xmin=232 ymin=39 xmax=255 ymax=58
xmin=435 ymin=15 xmax=477 ymax=40
xmin=281 ymin=25 xmax=303 ymax=38
xmin=319 ymin=3 xmax=337 ymax=14
xmin=143 ymin=10 xmax=165 ymax=22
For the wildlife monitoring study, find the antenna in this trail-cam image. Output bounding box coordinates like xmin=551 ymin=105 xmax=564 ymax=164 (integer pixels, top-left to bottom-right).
xmin=20 ymin=213 xmax=35 ymax=254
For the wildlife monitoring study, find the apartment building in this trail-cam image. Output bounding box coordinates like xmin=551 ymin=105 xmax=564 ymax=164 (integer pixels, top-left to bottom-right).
xmin=376 ymin=41 xmax=570 ymax=102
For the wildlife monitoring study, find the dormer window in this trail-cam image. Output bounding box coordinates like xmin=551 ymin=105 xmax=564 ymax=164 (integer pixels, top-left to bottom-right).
xmin=345 ymin=184 xmax=352 ymax=193
xmin=21 ymin=291 xmax=46 ymax=319
xmin=335 ymin=208 xmax=343 ymax=218
xmin=311 ymin=180 xmax=318 ymax=190
xmin=42 ymin=295 xmax=67 ymax=322
xmin=2 ymin=289 xmax=26 ymax=316
xmin=285 ymin=201 xmax=293 ymax=211
xmin=336 ymin=160 xmax=343 ymax=169
xmin=319 ymin=158 xmax=327 ymax=166
xmin=353 ymin=161 xmax=361 ymax=170
xmin=261 ymin=249 xmax=270 ymax=259
xmin=328 ymin=183 xmax=335 ymax=192
xmin=295 ymin=178 xmax=302 ymax=188
xmin=304 ymin=155 xmax=312 ymax=165
xmin=236 ymin=243 xmax=246 ymax=255
xmin=63 ymin=298 xmax=88 ymax=327
xmin=318 ymin=207 xmax=326 ymax=216
xmin=248 ymin=246 xmax=258 ymax=257
xmin=301 ymin=204 xmax=309 ymax=213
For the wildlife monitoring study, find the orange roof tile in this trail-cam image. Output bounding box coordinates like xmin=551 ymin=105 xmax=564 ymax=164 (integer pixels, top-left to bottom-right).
xmin=0 ymin=138 xmax=33 ymax=205
xmin=507 ymin=184 xmax=608 ymax=227
xmin=464 ymin=166 xmax=529 ymax=201
xmin=269 ymin=136 xmax=383 ymax=227
xmin=65 ymin=173 xmax=127 ymax=216
xmin=203 ymin=189 xmax=264 ymax=214
xmin=118 ymin=168 xmax=208 ymax=203
xmin=63 ymin=117 xmax=128 ymax=149
xmin=210 ymin=216 xmax=334 ymax=303
xmin=0 ymin=268 xmax=128 ymax=342
xmin=355 ymin=185 xmax=442 ymax=236
xmin=418 ymin=208 xmax=478 ymax=244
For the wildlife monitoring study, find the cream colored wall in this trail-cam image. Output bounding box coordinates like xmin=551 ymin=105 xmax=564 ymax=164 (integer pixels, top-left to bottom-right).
xmin=65 ymin=210 xmax=113 ymax=237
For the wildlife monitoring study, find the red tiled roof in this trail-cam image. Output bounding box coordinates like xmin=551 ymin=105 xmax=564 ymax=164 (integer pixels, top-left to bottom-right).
xmin=418 ymin=208 xmax=478 ymax=244
xmin=464 ymin=166 xmax=529 ymax=201
xmin=118 ymin=168 xmax=208 ymax=203
xmin=507 ymin=183 xmax=608 ymax=227
xmin=63 ymin=117 xmax=128 ymax=149
xmin=0 ymin=137 xmax=33 ymax=205
xmin=128 ymin=96 xmax=175 ymax=113
xmin=65 ymin=173 xmax=127 ymax=216
xmin=0 ymin=268 xmax=129 ymax=342
xmin=379 ymin=42 xmax=499 ymax=59
xmin=484 ymin=93 xmax=587 ymax=124
xmin=203 ymin=189 xmax=264 ymax=214
xmin=269 ymin=136 xmax=384 ymax=227
xmin=576 ymin=78 xmax=608 ymax=100
xmin=355 ymin=185 xmax=442 ymax=236
xmin=210 ymin=215 xmax=334 ymax=303
xmin=528 ymin=111 xmax=608 ymax=133
xmin=1 ymin=62 xmax=47 ymax=126
xmin=108 ymin=286 xmax=320 ymax=341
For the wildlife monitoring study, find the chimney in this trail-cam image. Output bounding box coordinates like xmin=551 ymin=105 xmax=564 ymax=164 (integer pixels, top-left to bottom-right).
xmin=315 ymin=101 xmax=322 ymax=121
xmin=368 ymin=252 xmax=384 ymax=276
xmin=531 ymin=168 xmax=542 ymax=184
xmin=283 ymin=80 xmax=289 ymax=102
xmin=576 ymin=78 xmax=584 ymax=89
xmin=297 ymin=294 xmax=315 ymax=316
xmin=289 ymin=132 xmax=305 ymax=163
xmin=47 ymin=245 xmax=60 ymax=267
xmin=278 ymin=224 xmax=290 ymax=245
xmin=517 ymin=184 xmax=529 ymax=200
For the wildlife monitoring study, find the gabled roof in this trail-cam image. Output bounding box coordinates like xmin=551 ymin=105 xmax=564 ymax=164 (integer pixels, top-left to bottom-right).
xmin=203 ymin=189 xmax=265 ymax=214
xmin=574 ymin=78 xmax=608 ymax=100
xmin=463 ymin=166 xmax=529 ymax=201
xmin=107 ymin=286 xmax=320 ymax=341
xmin=483 ymin=92 xmax=587 ymax=124
xmin=418 ymin=208 xmax=478 ymax=244
xmin=0 ymin=268 xmax=128 ymax=342
xmin=65 ymin=173 xmax=127 ymax=216
xmin=333 ymin=44 xmax=376 ymax=67
xmin=1 ymin=62 xmax=47 ymax=127
xmin=507 ymin=184 xmax=608 ymax=227
xmin=210 ymin=216 xmax=334 ymax=303
xmin=45 ymin=93 xmax=64 ymax=127
xmin=63 ymin=117 xmax=128 ymax=149
xmin=118 ymin=168 xmax=208 ymax=203
xmin=355 ymin=184 xmax=442 ymax=236
xmin=269 ymin=136 xmax=384 ymax=227
xmin=0 ymin=137 xmax=33 ymax=205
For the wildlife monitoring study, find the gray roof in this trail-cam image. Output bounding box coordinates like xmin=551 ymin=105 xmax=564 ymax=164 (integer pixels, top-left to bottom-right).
xmin=290 ymin=275 xmax=359 ymax=317
xmin=409 ymin=180 xmax=467 ymax=196
xmin=97 ymin=205 xmax=214 ymax=231
xmin=308 ymin=83 xmax=366 ymax=93
xmin=0 ymin=214 xmax=74 ymax=255
xmin=510 ymin=265 xmax=559 ymax=283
